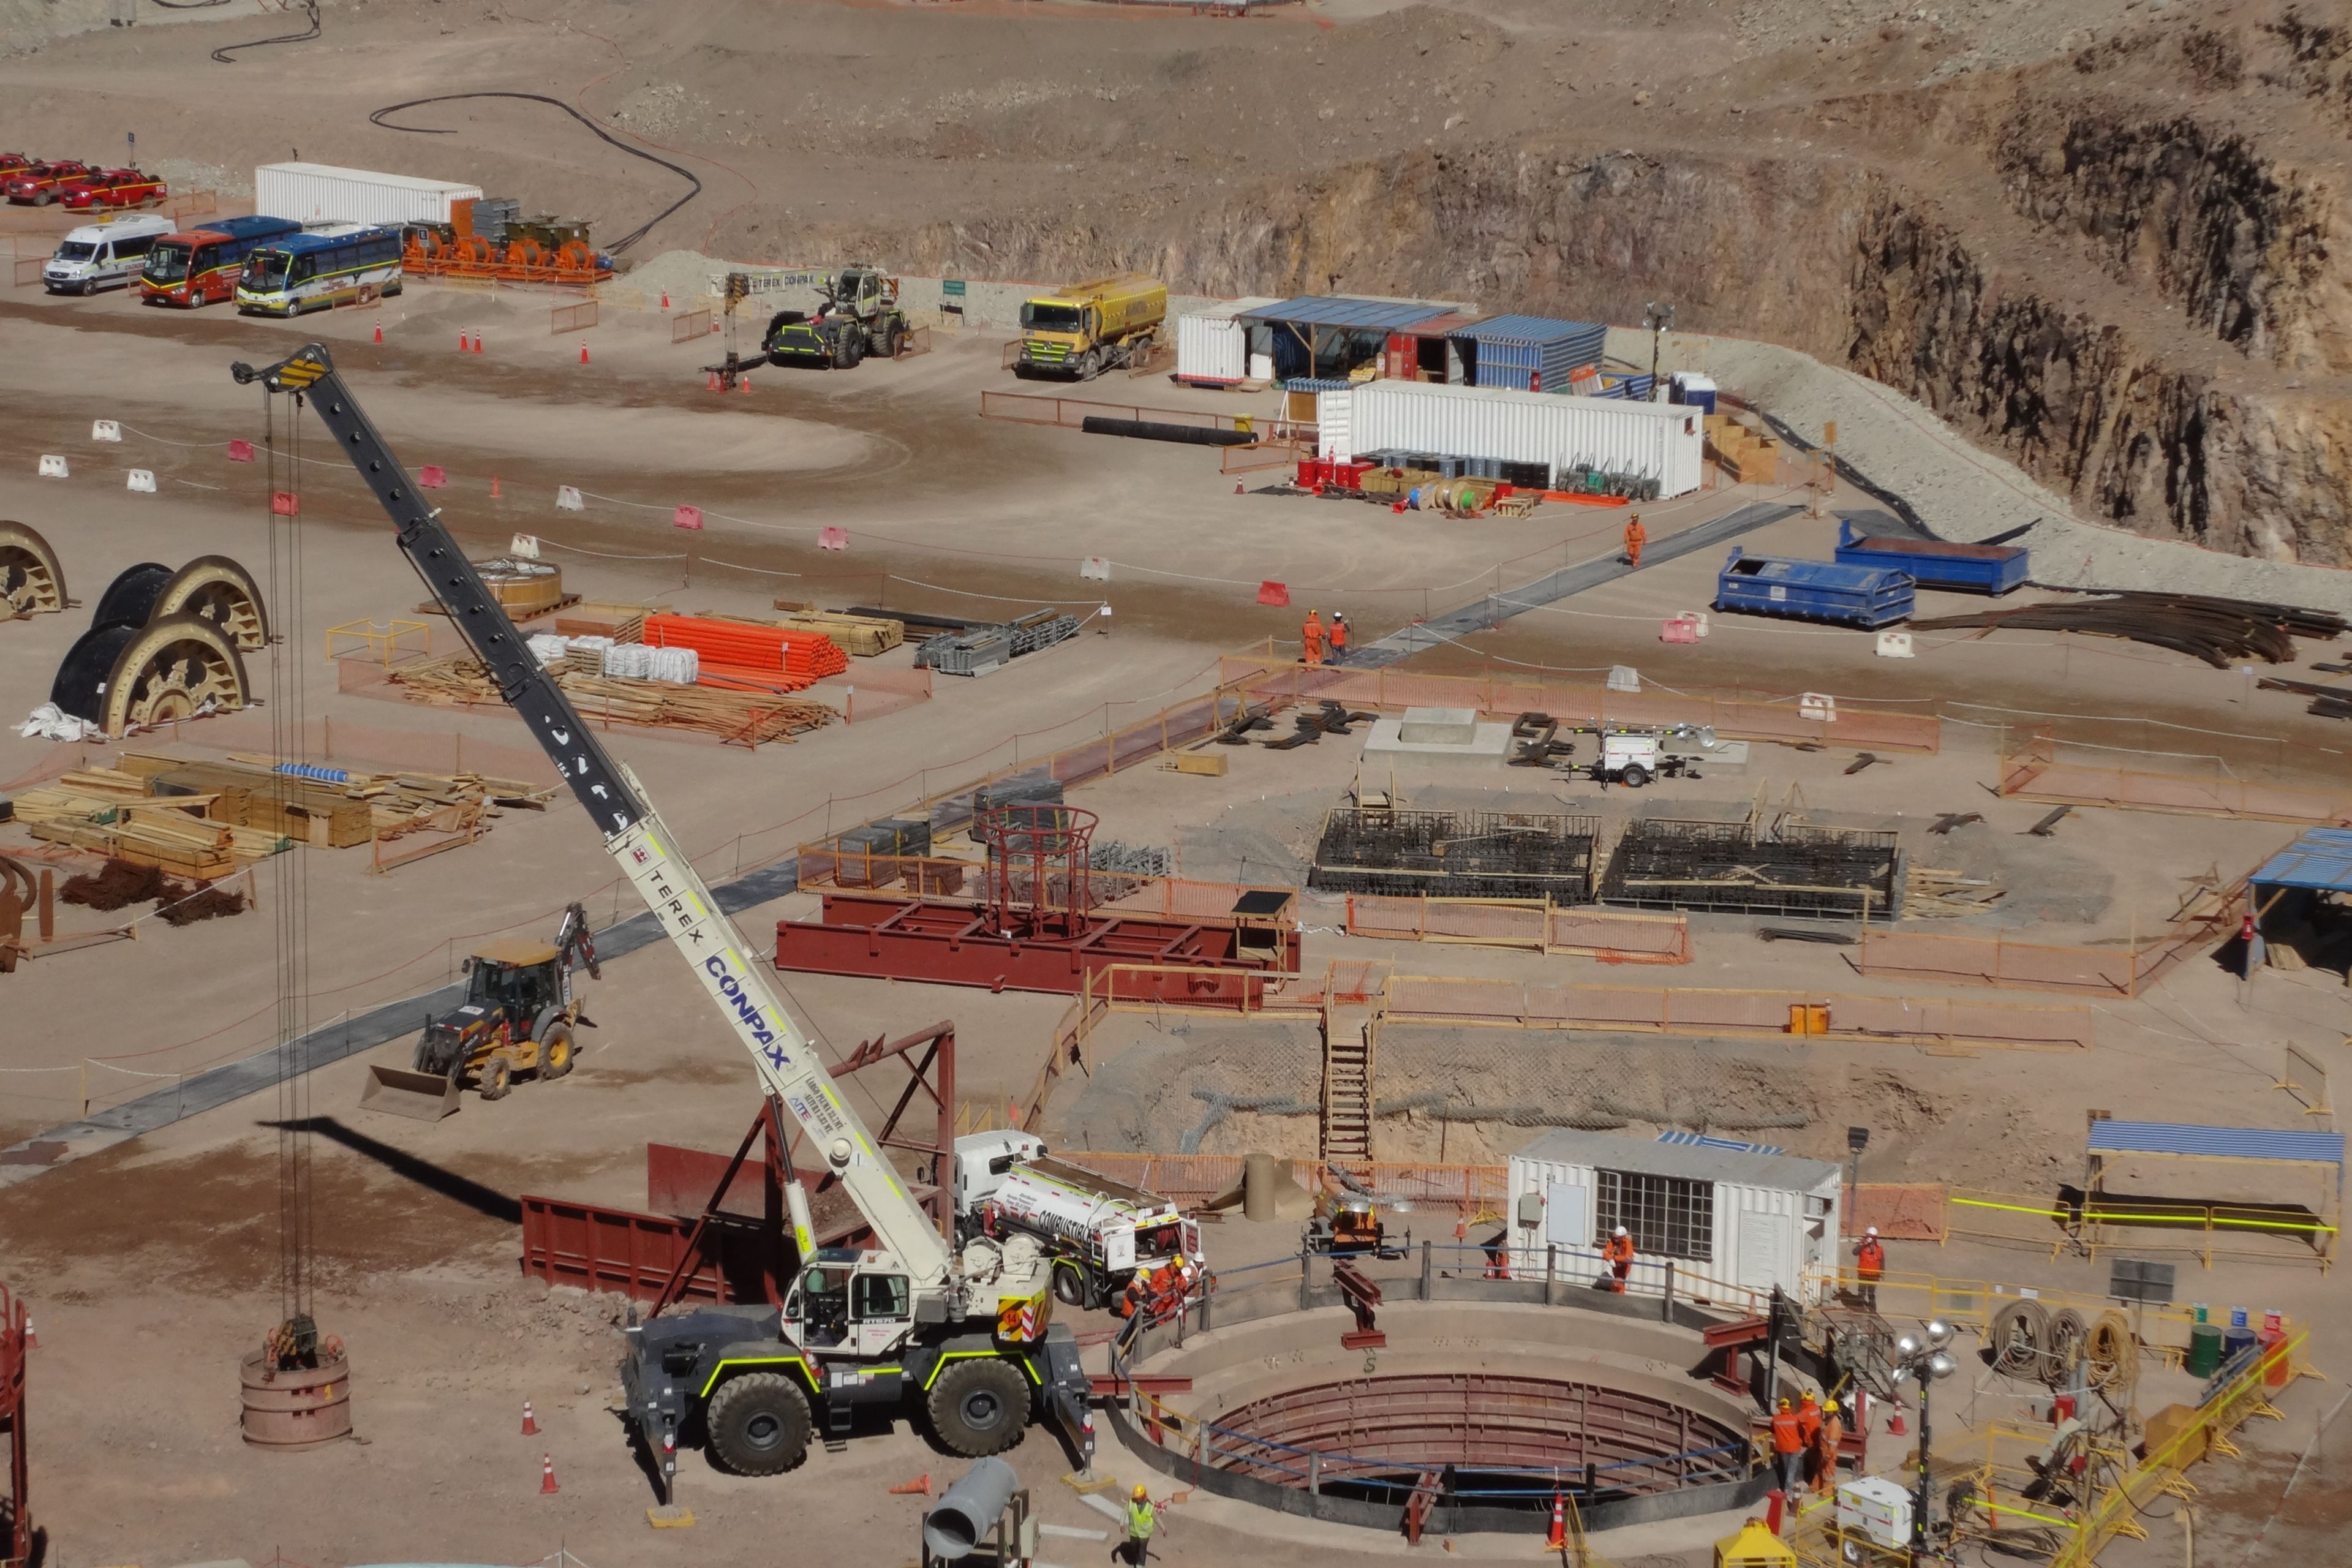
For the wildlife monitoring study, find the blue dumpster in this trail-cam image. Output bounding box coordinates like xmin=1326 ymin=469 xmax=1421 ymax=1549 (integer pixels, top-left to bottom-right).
xmin=1715 ymin=548 xmax=1915 ymax=628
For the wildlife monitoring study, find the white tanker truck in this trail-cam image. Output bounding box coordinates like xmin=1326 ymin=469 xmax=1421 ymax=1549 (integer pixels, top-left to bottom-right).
xmin=954 ymin=1131 xmax=1199 ymax=1310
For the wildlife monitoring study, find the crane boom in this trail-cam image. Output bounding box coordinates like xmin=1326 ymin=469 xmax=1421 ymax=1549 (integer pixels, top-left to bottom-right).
xmin=230 ymin=344 xmax=954 ymax=1287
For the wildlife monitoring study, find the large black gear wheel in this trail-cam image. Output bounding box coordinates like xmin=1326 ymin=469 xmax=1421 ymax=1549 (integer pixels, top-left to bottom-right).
xmin=89 ymin=561 xmax=173 ymax=631
xmin=705 ymin=1371 xmax=812 ymax=1476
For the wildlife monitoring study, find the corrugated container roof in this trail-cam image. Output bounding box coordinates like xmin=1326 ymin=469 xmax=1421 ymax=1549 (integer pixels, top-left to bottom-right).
xmin=1364 ymin=379 xmax=1697 ymax=420
xmin=1458 ymin=312 xmax=1610 ymax=345
xmin=255 ymin=161 xmax=482 ymax=195
xmin=1515 ymin=1127 xmax=1839 ymax=1191
xmin=1183 ymin=295 xmax=1283 ymax=322
xmin=2086 ymin=1120 xmax=2343 ymax=1165
xmin=1389 ymin=311 xmax=1488 ymax=337
xmin=1240 ymin=296 xmax=1456 ymax=331
xmin=2250 ymin=827 xmax=2352 ymax=892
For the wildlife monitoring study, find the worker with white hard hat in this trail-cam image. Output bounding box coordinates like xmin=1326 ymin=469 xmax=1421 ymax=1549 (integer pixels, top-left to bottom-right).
xmin=1855 ymin=1225 xmax=1885 ymax=1312
xmin=1602 ymin=1225 xmax=1635 ymax=1294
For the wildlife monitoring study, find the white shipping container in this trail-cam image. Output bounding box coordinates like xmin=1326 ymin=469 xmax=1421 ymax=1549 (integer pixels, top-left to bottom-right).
xmin=255 ymin=162 xmax=485 ymax=228
xmin=1346 ymin=380 xmax=1706 ymax=497
xmin=1174 ymin=296 xmax=1280 ymax=386
xmin=1504 ymin=1129 xmax=1841 ymax=1305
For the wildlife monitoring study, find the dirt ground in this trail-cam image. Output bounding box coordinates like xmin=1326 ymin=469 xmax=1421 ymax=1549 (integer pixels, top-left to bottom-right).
xmin=1 ymin=3 xmax=2350 ymax=1564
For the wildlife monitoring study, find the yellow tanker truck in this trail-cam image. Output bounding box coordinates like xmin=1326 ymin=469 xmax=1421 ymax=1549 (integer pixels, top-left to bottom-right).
xmin=1014 ymin=273 xmax=1167 ymax=380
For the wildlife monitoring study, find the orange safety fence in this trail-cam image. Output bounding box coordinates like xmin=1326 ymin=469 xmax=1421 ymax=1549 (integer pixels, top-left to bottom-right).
xmin=671 ymin=307 xmax=714 ymax=343
xmin=1999 ymin=734 xmax=2352 ymax=826
xmin=1379 ymin=975 xmax=2095 ymax=1050
xmin=9 ymin=257 xmax=42 ymax=290
xmin=1221 ymin=657 xmax=1942 ymax=754
xmin=1854 ymin=910 xmax=2236 ymax=998
xmin=550 ymin=299 xmax=598 ymax=335
xmin=1345 ymin=895 xmax=1692 ymax=964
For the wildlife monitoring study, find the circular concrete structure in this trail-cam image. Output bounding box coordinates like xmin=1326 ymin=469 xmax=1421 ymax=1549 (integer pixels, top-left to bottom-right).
xmin=1113 ymin=1293 xmax=1770 ymax=1537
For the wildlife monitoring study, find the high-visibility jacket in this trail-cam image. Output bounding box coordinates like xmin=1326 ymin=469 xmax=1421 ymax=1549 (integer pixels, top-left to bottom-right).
xmin=1771 ymin=1410 xmax=1803 ymax=1455
xmin=1126 ymin=1499 xmax=1157 ymax=1540
xmin=1302 ymin=615 xmax=1325 ymax=649
xmin=1329 ymin=617 xmax=1348 ymax=650
xmin=1797 ymin=1399 xmax=1822 ymax=1447
xmin=1603 ymin=1234 xmax=1635 ymax=1266
xmin=1856 ymin=1238 xmax=1885 ymax=1280
xmin=1816 ymin=1414 xmax=1844 ymax=1458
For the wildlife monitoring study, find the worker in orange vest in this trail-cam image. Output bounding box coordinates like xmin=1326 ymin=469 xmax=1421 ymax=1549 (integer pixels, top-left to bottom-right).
xmin=1811 ymin=1399 xmax=1845 ymax=1497
xmin=1855 ymin=1226 xmax=1885 ymax=1312
xmin=1328 ymin=611 xmax=1349 ymax=662
xmin=1623 ymin=513 xmax=1647 ymax=568
xmin=1114 ymin=1271 xmax=1147 ymax=1319
xmin=1770 ymin=1397 xmax=1804 ymax=1499
xmin=1796 ymin=1392 xmax=1822 ymax=1487
xmin=1602 ymin=1225 xmax=1635 ymax=1293
xmin=1301 ymin=609 xmax=1325 ymax=666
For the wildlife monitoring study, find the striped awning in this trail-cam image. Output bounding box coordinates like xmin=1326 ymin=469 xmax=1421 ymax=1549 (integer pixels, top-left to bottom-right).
xmin=2087 ymin=1120 xmax=2343 ymax=1166
xmin=1656 ymin=1130 xmax=1787 ymax=1157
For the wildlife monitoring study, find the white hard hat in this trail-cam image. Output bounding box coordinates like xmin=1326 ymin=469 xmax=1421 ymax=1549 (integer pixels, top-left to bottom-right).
xmin=1613 ymin=1226 xmax=1628 ymax=1237
xmin=1866 ymin=1226 xmax=1879 ymax=1237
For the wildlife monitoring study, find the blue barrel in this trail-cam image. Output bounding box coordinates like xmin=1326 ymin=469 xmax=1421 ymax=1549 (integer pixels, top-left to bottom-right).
xmin=2223 ymin=1326 xmax=2258 ymax=1368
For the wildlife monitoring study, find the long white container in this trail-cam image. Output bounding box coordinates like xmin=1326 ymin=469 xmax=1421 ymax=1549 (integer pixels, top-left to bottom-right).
xmin=1174 ymin=296 xmax=1279 ymax=386
xmin=255 ymin=162 xmax=484 ymax=227
xmin=1340 ymin=379 xmax=1706 ymax=497
xmin=1504 ymin=1129 xmax=1841 ymax=1303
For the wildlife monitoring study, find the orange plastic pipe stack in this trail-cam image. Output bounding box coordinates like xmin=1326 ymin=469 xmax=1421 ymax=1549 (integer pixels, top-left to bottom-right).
xmin=643 ymin=614 xmax=846 ymax=692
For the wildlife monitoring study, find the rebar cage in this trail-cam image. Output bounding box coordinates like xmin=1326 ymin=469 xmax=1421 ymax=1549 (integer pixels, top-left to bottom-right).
xmin=1308 ymin=808 xmax=1601 ymax=905
xmin=1599 ymin=818 xmax=1900 ymax=920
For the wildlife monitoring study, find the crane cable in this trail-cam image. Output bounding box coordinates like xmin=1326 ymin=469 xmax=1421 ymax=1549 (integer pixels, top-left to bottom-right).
xmin=368 ymin=91 xmax=701 ymax=254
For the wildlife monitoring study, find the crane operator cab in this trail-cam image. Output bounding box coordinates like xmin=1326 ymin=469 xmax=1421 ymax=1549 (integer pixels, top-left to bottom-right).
xmin=784 ymin=1249 xmax=914 ymax=1359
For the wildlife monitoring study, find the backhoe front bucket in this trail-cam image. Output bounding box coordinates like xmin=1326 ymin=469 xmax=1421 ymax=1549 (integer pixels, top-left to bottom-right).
xmin=360 ymin=1064 xmax=461 ymax=1121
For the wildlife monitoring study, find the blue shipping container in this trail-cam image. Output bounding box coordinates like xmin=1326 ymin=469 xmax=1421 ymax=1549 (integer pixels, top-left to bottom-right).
xmin=1454 ymin=314 xmax=1609 ymax=394
xmin=1714 ymin=548 xmax=1915 ymax=628
xmin=1833 ymin=519 xmax=2029 ymax=595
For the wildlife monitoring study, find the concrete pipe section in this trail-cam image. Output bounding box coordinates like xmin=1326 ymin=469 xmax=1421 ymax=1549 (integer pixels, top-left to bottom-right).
xmin=1113 ymin=1298 xmax=1769 ymax=1538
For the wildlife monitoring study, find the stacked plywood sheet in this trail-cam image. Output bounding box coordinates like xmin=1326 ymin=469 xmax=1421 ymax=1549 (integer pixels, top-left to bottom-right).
xmin=1705 ymin=413 xmax=1780 ymax=485
xmin=386 ymin=655 xmax=834 ymax=746
xmin=768 ymin=604 xmax=905 ymax=657
xmin=9 ymin=768 xmax=267 ymax=878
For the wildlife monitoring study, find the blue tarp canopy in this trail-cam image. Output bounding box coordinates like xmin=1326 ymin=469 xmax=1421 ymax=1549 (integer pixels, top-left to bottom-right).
xmin=2086 ymin=1120 xmax=2343 ymax=1166
xmin=2250 ymin=827 xmax=2352 ymax=894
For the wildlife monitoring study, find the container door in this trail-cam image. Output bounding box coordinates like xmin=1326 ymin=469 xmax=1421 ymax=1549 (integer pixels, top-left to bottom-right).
xmin=1543 ymin=1180 xmax=1589 ymax=1250
xmin=1317 ymin=388 xmax=1351 ymax=462
xmin=1736 ymin=1210 xmax=1789 ymax=1294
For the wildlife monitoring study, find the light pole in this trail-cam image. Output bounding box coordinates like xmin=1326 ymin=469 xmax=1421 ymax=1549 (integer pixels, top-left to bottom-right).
xmin=1890 ymin=1319 xmax=1958 ymax=1564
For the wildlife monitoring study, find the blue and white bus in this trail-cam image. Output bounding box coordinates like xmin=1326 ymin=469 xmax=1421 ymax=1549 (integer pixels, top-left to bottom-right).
xmin=234 ymin=225 xmax=404 ymax=316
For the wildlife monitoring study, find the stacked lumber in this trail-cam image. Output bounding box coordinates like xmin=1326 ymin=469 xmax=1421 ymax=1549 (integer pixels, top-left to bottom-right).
xmin=1904 ymin=865 xmax=2006 ymax=918
xmin=385 ymin=655 xmax=835 ymax=745
xmin=9 ymin=771 xmax=259 ymax=878
xmin=642 ymin=613 xmax=848 ymax=692
xmin=119 ymin=751 xmax=551 ymax=843
xmin=769 ymin=603 xmax=905 ymax=657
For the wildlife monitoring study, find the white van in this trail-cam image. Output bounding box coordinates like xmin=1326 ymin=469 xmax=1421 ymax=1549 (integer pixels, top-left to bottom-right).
xmin=45 ymin=214 xmax=175 ymax=295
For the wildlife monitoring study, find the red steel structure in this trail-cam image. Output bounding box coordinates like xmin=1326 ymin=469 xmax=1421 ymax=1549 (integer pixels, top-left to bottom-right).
xmin=1 ymin=1281 xmax=26 ymax=1568
xmin=776 ymin=805 xmax=1301 ymax=995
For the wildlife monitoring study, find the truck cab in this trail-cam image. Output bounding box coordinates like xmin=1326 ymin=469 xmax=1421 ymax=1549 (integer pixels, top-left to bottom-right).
xmin=954 ymin=1129 xmax=1048 ymax=1215
xmin=781 ymin=1248 xmax=918 ymax=1359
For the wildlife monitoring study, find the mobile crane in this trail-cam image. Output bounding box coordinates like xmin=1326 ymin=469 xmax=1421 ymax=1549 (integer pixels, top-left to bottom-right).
xmin=229 ymin=344 xmax=1094 ymax=1502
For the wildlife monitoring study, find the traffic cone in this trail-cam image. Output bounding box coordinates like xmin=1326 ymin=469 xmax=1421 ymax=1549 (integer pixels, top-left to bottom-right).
xmin=579 ymin=339 xmax=590 ymax=365
xmin=707 ymin=370 xmax=720 ymax=392
xmin=472 ymin=331 xmax=483 ymax=355
xmin=540 ymin=1452 xmax=560 ymax=1494
xmin=491 ymin=474 xmax=502 ymax=499
xmin=521 ymin=1400 xmax=538 ymax=1435
xmin=739 ymin=372 xmax=752 ymax=393
xmin=888 ymin=1472 xmax=932 ymax=1497
xmin=1234 ymin=481 xmax=1245 ymax=495
xmin=660 ymin=289 xmax=670 ymax=310
xmin=458 ymin=328 xmax=467 ymax=352
xmin=1546 ymin=1493 xmax=1566 ymax=1550
xmin=1887 ymin=1404 xmax=1907 ymax=1437
xmin=373 ymin=318 xmax=382 ymax=344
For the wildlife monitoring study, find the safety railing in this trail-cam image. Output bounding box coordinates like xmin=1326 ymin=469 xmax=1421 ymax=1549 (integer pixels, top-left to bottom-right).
xmin=1379 ymin=976 xmax=2095 ymax=1050
xmin=977 ymin=389 xmax=1257 ymax=434
xmin=670 ymin=307 xmax=714 ymax=343
xmin=9 ymin=256 xmax=43 ymax=290
xmin=550 ymin=299 xmax=598 ymax=335
xmin=1345 ymin=894 xmax=1692 ymax=963
xmin=324 ymin=617 xmax=432 ymax=667
xmin=1945 ymin=1188 xmax=2337 ymax=1271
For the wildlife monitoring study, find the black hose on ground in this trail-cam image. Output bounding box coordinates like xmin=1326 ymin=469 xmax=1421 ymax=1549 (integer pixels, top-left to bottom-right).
xmin=368 ymin=91 xmax=701 ymax=254
xmin=210 ymin=0 xmax=318 ymax=63
xmin=1081 ymin=416 xmax=1256 ymax=448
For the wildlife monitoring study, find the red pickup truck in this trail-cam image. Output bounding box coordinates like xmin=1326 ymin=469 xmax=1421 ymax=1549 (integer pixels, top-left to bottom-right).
xmin=60 ymin=168 xmax=168 ymax=212
xmin=4 ymin=160 xmax=97 ymax=206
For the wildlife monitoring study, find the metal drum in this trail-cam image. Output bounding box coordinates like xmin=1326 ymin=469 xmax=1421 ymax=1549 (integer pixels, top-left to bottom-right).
xmin=239 ymin=1350 xmax=353 ymax=1450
